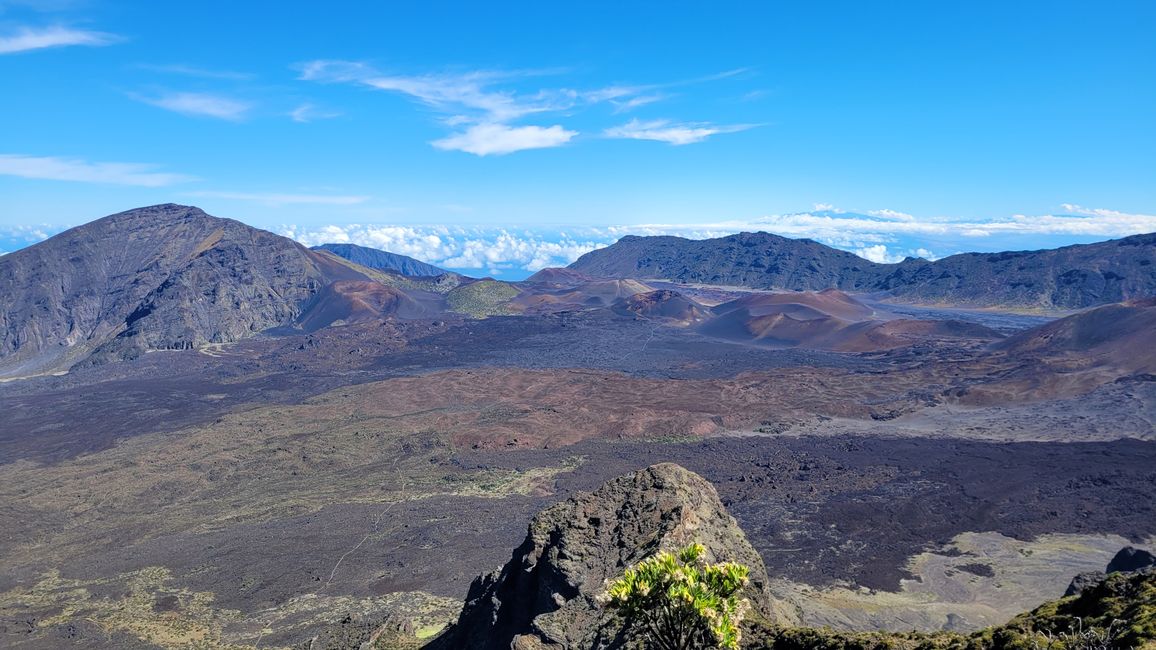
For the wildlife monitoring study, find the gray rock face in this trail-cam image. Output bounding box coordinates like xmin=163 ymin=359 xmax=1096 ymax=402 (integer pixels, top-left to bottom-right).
xmin=568 ymin=231 xmax=1156 ymax=309
xmin=312 ymin=243 xmax=448 ymax=278
xmin=437 ymin=463 xmax=795 ymax=650
xmin=1064 ymin=571 xmax=1107 ymax=597
xmin=0 ymin=204 xmax=377 ymax=376
xmin=1106 ymin=546 xmax=1156 ymax=574
xmin=1065 ymin=546 xmax=1156 ymax=596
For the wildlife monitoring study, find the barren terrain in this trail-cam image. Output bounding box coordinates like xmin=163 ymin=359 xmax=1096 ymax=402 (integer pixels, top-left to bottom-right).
xmin=2 ymin=297 xmax=1155 ymax=648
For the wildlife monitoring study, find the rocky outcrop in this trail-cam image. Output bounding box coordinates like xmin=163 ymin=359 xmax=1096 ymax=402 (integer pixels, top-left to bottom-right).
xmin=434 ymin=463 xmax=797 ymax=650
xmin=1065 ymin=546 xmax=1156 ymax=597
xmin=568 ymin=231 xmax=1156 ymax=309
xmin=1107 ymin=546 xmax=1156 ymax=574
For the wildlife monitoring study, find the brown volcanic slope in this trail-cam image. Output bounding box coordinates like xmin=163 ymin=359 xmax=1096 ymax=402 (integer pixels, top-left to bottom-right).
xmin=699 ymin=289 xmax=1003 ymax=351
xmin=295 ymin=280 xmax=429 ymax=332
xmin=998 ymin=297 xmax=1156 ymax=373
xmin=0 ymin=204 xmax=396 ymax=377
xmin=614 ymin=289 xmax=710 ymax=324
xmin=959 ymin=298 xmax=1156 ymax=403
xmin=522 ymin=266 xmax=596 ymax=287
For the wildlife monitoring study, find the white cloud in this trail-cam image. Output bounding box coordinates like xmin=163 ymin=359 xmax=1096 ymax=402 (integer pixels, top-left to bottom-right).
xmin=611 ymin=93 xmax=669 ymax=113
xmin=636 ymin=206 xmax=1156 ymax=241
xmin=854 ymin=244 xmax=903 ymax=264
xmin=299 ymin=61 xmax=569 ymax=124
xmin=281 ymin=202 xmax=1155 ymax=274
xmin=0 ymin=154 xmax=195 ymax=186
xmin=132 ymin=91 xmax=253 ymax=120
xmin=299 ymin=61 xmax=757 ymax=154
xmin=813 ymin=203 xmax=845 ymax=213
xmin=603 ymin=119 xmax=757 ymax=145
xmin=431 ymin=123 xmax=576 ymax=156
xmin=0 ymin=25 xmax=118 ymax=54
xmin=289 ymin=103 xmax=341 ymax=123
xmin=867 ymin=208 xmax=915 ymax=221
xmin=282 ymin=224 xmax=605 ymax=273
xmin=0 ymin=223 xmax=61 ymax=244
xmin=187 ymin=191 xmax=369 ymax=206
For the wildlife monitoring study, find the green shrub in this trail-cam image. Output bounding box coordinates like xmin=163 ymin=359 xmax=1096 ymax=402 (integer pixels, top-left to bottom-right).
xmin=601 ymin=542 xmax=751 ymax=650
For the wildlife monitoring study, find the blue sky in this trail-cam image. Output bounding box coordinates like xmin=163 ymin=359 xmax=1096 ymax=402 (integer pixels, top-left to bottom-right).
xmin=1 ymin=1 xmax=1154 ymax=277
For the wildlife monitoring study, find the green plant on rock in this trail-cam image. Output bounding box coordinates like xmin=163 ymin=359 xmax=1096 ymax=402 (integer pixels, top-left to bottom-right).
xmin=601 ymin=542 xmax=752 ymax=650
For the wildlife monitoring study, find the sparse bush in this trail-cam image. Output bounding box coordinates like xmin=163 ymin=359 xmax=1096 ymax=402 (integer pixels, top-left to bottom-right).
xmin=600 ymin=542 xmax=751 ymax=650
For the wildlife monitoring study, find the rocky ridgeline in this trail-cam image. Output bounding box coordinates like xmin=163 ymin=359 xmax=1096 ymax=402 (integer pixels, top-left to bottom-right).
xmin=568 ymin=231 xmax=1156 ymax=309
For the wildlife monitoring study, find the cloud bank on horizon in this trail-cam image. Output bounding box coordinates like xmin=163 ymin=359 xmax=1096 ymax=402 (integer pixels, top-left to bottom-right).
xmin=275 ymin=203 xmax=1156 ymax=276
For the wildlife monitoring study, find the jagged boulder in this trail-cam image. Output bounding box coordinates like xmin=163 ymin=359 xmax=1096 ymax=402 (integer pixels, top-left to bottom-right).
xmin=1065 ymin=545 xmax=1156 ymax=597
xmin=1107 ymin=546 xmax=1156 ymax=574
xmin=433 ymin=462 xmax=797 ymax=650
xmin=1064 ymin=571 xmax=1107 ymax=597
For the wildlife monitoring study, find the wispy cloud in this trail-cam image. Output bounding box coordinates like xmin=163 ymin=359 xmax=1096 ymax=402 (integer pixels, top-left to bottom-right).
xmin=611 ymin=93 xmax=669 ymax=113
xmin=619 ymin=206 xmax=1156 ymax=241
xmin=289 ymin=102 xmax=341 ymax=123
xmin=299 ymin=61 xmax=567 ymax=123
xmin=298 ymin=60 xmax=757 ymax=155
xmin=0 ymin=154 xmax=195 ymax=186
xmin=134 ymin=63 xmax=254 ymax=80
xmin=603 ymin=119 xmax=758 ymax=145
xmin=0 ymin=25 xmax=119 ymax=54
xmin=0 ymin=24 xmax=119 ymax=54
xmin=188 ymin=191 xmax=369 ymax=206
xmin=431 ymin=123 xmax=576 ymax=156
xmin=132 ymin=91 xmax=253 ymax=120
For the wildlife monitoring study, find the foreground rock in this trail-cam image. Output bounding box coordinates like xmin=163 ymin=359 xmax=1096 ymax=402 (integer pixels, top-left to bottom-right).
xmin=432 ymin=462 xmax=799 ymax=649
xmin=1066 ymin=545 xmax=1156 ymax=596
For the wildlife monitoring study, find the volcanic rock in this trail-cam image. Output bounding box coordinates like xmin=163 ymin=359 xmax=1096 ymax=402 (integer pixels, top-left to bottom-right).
xmin=1065 ymin=546 xmax=1156 ymax=596
xmin=435 ymin=462 xmax=797 ymax=650
xmin=1107 ymin=546 xmax=1156 ymax=574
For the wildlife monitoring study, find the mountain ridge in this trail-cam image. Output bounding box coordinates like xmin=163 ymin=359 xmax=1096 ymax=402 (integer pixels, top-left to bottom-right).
xmin=312 ymin=242 xmax=449 ymax=278
xmin=0 ymin=204 xmax=384 ymax=376
xmin=569 ymin=231 xmax=1156 ymax=309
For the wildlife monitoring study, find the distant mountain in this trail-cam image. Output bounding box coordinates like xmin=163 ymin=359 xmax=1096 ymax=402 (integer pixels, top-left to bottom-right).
xmin=568 ymin=231 xmax=1156 ymax=309
xmin=313 ymin=243 xmax=447 ymax=277
xmin=0 ymin=204 xmax=384 ymax=376
xmin=569 ymin=232 xmax=882 ymax=292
